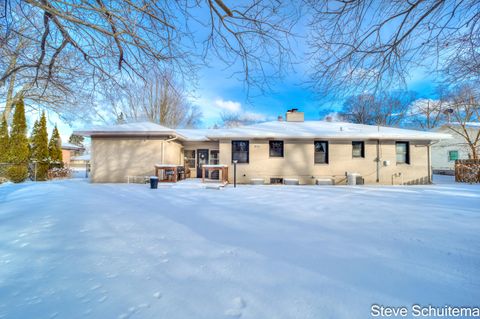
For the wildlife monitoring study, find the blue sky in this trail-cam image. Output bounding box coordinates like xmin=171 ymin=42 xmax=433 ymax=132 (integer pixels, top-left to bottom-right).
xmin=190 ymin=50 xmax=439 ymax=128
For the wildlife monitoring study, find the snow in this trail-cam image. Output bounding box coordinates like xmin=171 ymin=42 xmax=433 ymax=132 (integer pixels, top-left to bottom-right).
xmin=206 ymin=121 xmax=452 ymax=140
xmin=71 ymin=154 xmax=91 ymax=161
xmin=449 ymin=122 xmax=480 ymax=128
xmin=75 ymin=120 xmax=452 ymax=141
xmin=0 ymin=178 xmax=479 ymax=319
xmin=74 ymin=122 xmax=175 ymax=137
xmin=176 ymin=129 xmax=212 ymax=141
xmin=61 ymin=142 xmax=84 ymax=150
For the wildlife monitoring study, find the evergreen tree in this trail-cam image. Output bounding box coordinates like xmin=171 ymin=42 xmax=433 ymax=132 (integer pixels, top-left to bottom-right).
xmin=0 ymin=117 xmax=9 ymax=178
xmin=68 ymin=133 xmax=84 ymax=147
xmin=7 ymin=99 xmax=29 ymax=182
xmin=30 ymin=112 xmax=49 ymax=181
xmin=49 ymin=125 xmax=63 ymax=165
xmin=29 ymin=119 xmax=39 ymax=162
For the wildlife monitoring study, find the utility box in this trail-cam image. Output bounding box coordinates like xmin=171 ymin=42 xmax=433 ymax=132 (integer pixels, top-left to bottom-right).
xmin=347 ymin=173 xmax=361 ymax=185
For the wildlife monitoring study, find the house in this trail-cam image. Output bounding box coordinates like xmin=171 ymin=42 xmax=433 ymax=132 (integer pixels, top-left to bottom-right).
xmin=61 ymin=142 xmax=85 ymax=167
xmin=74 ymin=110 xmax=451 ymax=185
xmin=431 ymin=123 xmax=480 ymax=174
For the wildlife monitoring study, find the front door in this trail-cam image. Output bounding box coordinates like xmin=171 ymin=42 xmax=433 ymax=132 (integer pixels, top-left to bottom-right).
xmin=197 ymin=149 xmax=209 ymax=178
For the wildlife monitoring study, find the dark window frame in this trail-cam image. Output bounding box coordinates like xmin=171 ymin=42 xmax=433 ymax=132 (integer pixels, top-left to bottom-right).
xmin=232 ymin=140 xmax=249 ymax=164
xmin=314 ymin=141 xmax=329 ymax=164
xmin=352 ymin=141 xmax=365 ymax=158
xmin=395 ymin=141 xmax=410 ymax=164
xmin=269 ymin=140 xmax=284 ymax=157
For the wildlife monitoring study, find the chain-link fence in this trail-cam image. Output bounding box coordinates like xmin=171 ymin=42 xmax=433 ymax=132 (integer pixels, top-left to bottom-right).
xmin=0 ymin=162 xmax=73 ymax=183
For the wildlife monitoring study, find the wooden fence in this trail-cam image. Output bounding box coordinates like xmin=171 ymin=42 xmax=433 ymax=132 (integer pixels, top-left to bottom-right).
xmin=455 ymin=159 xmax=480 ymax=183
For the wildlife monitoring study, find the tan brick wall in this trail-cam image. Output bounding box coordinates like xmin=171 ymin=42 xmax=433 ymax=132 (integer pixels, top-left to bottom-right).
xmin=91 ymin=137 xmax=183 ymax=183
xmin=219 ymin=139 xmax=430 ymax=185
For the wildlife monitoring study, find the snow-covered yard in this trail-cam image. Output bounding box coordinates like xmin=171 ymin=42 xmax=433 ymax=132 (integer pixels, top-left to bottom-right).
xmin=0 ymin=176 xmax=479 ymax=319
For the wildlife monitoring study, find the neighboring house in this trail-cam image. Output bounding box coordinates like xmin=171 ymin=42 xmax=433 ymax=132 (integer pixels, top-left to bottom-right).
xmin=61 ymin=142 xmax=85 ymax=167
xmin=75 ymin=110 xmax=450 ymax=185
xmin=431 ymin=123 xmax=480 ymax=174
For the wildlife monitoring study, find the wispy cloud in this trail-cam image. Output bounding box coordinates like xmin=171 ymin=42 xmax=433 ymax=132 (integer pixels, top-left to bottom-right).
xmin=191 ymin=96 xmax=268 ymax=127
xmin=214 ymin=99 xmax=242 ymax=112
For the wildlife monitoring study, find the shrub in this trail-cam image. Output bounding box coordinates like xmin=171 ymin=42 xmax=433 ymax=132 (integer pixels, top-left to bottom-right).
xmin=48 ymin=167 xmax=71 ymax=179
xmin=7 ymin=164 xmax=29 ymax=183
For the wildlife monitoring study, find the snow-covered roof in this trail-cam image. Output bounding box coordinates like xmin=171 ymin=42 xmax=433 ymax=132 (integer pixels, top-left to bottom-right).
xmin=61 ymin=142 xmax=84 ymax=150
xmin=205 ymin=121 xmax=451 ymax=141
xmin=74 ymin=122 xmax=176 ymax=137
xmin=74 ymin=120 xmax=451 ymax=141
xmin=176 ymin=129 xmax=212 ymax=141
xmin=71 ymin=154 xmax=90 ymax=161
xmin=450 ymin=122 xmax=480 ymax=128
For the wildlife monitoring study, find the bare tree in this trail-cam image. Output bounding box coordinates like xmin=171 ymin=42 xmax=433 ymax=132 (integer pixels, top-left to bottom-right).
xmin=340 ymin=94 xmax=376 ymax=124
xmin=105 ymin=72 xmax=202 ymax=128
xmin=340 ymin=91 xmax=414 ymax=126
xmin=218 ymin=111 xmax=263 ymax=128
xmin=445 ymin=85 xmax=480 ymax=159
xmin=0 ymin=21 xmax=93 ymax=121
xmin=306 ymin=0 xmax=480 ymax=96
xmin=1 ymin=1 xmax=298 ymax=121
xmin=408 ymin=99 xmax=447 ymax=129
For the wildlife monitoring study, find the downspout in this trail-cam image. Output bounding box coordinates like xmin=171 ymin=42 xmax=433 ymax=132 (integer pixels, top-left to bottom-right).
xmin=427 ymin=141 xmax=439 ymax=184
xmin=376 ymin=139 xmax=380 ymax=183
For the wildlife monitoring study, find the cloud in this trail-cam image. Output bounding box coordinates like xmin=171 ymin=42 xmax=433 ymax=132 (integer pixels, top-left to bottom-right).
xmin=191 ymin=96 xmax=269 ymax=126
xmin=241 ymin=111 xmax=267 ymax=122
xmin=214 ymin=99 xmax=242 ymax=112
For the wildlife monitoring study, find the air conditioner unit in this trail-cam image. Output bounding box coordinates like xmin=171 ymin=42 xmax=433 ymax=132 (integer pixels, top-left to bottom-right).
xmin=356 ymin=176 xmax=365 ymax=185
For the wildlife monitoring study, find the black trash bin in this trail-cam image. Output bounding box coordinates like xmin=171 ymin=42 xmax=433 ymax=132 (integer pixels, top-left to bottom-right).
xmin=150 ymin=176 xmax=159 ymax=189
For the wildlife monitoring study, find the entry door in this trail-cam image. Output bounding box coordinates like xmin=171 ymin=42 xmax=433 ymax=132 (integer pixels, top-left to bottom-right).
xmin=197 ymin=149 xmax=209 ymax=178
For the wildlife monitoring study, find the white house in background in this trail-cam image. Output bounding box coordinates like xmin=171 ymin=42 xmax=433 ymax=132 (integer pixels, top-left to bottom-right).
xmin=431 ymin=122 xmax=480 ymax=174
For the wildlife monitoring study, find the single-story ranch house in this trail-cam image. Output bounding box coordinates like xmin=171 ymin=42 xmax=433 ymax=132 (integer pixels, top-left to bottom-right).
xmin=75 ymin=110 xmax=451 ymax=185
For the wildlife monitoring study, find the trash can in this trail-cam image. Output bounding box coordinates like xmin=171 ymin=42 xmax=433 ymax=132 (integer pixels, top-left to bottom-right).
xmin=150 ymin=176 xmax=159 ymax=189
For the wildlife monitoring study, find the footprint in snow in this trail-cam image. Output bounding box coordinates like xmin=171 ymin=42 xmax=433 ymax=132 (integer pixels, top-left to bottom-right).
xmin=90 ymin=284 xmax=102 ymax=291
xmin=118 ymin=303 xmax=150 ymax=319
xmin=225 ymin=297 xmax=246 ymax=318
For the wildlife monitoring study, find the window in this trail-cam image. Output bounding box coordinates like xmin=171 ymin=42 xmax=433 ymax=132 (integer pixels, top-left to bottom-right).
xmin=269 ymin=141 xmax=284 ymax=157
xmin=352 ymin=141 xmax=365 ymax=158
xmin=396 ymin=142 xmax=410 ymax=164
xmin=314 ymin=141 xmax=329 ymax=164
xmin=448 ymin=150 xmax=459 ymax=162
xmin=210 ymin=150 xmax=219 ymax=164
xmin=232 ymin=141 xmax=249 ymax=163
xmin=184 ymin=150 xmax=195 ymax=168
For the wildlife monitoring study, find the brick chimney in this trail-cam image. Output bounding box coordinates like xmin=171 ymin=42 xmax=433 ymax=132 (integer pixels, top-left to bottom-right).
xmin=286 ymin=108 xmax=304 ymax=122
